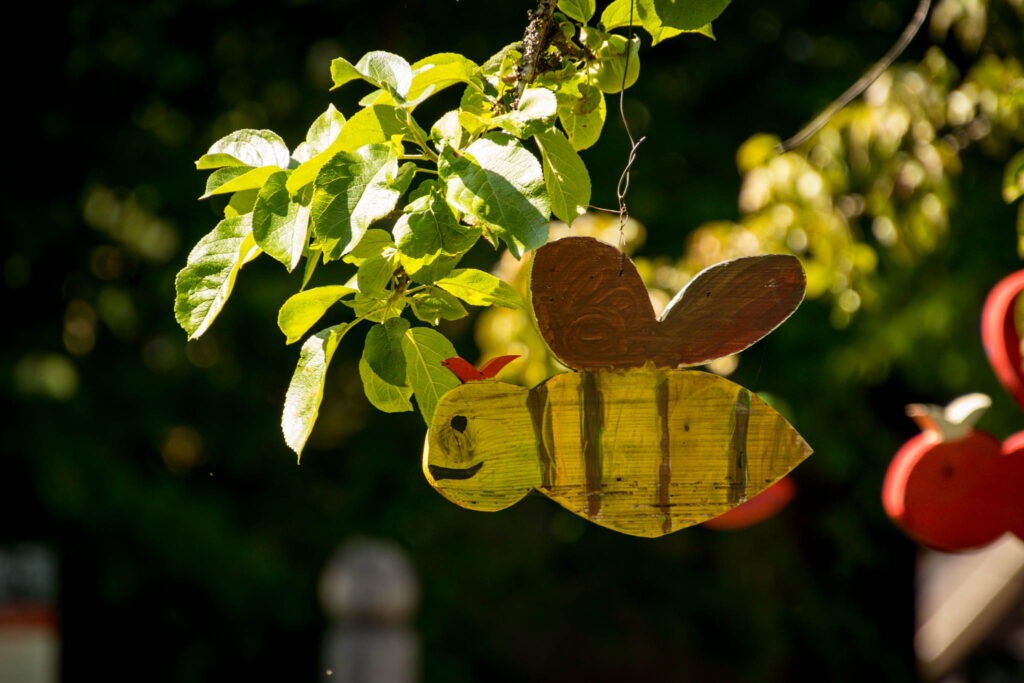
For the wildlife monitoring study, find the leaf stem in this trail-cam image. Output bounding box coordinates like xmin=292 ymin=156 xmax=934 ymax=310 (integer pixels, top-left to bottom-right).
xmin=406 ymin=112 xmax=439 ymax=162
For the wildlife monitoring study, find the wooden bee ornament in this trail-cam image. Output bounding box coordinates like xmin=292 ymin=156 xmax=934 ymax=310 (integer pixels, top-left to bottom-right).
xmin=422 ymin=237 xmax=812 ymax=537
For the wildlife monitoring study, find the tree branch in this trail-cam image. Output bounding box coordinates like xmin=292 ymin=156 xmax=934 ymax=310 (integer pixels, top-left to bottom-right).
xmin=514 ymin=0 xmax=559 ymax=105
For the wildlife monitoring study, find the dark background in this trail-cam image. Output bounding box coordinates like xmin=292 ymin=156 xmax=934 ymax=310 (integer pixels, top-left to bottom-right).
xmin=4 ymin=0 xmax=1022 ymax=680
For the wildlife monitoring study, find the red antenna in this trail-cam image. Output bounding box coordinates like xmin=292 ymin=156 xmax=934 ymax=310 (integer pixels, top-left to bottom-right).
xmin=442 ymin=355 xmax=521 ymax=384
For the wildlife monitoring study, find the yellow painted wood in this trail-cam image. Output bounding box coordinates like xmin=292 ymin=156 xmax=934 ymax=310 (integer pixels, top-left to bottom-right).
xmin=423 ymin=367 xmax=812 ymax=537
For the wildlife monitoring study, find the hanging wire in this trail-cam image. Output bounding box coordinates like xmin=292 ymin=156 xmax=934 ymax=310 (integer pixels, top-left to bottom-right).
xmin=615 ymin=0 xmax=647 ymax=271
xmin=777 ymin=0 xmax=932 ymax=153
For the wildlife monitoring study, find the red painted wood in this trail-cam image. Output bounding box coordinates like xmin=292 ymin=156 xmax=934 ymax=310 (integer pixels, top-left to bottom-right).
xmin=981 ymin=270 xmax=1024 ymax=411
xmin=882 ymin=427 xmax=1024 ymax=552
xmin=442 ymin=357 xmax=484 ymax=383
xmin=702 ymin=477 xmax=796 ymax=530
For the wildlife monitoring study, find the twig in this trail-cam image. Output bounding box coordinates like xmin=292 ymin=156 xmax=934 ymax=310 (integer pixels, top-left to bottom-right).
xmin=514 ymin=0 xmax=559 ymax=105
xmin=777 ymin=0 xmax=932 ymax=153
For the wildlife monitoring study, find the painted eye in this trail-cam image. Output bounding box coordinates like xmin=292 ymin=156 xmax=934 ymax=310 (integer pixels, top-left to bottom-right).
xmin=450 ymin=415 xmax=468 ymax=433
xmin=940 ymin=464 xmax=955 ymax=478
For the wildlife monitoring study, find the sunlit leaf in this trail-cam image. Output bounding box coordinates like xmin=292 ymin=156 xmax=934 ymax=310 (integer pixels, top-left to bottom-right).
xmin=394 ymin=183 xmax=480 ymax=271
xmin=410 ymin=287 xmax=468 ymax=325
xmin=293 ymin=104 xmax=346 ymax=164
xmin=401 ymin=327 xmax=461 ymax=424
xmin=277 ymin=285 xmax=357 ymax=344
xmin=196 ymin=129 xmax=290 ymax=170
xmin=174 ymin=214 xmax=260 ymax=339
xmin=534 ymin=128 xmax=590 ymax=224
xmin=331 ymin=51 xmax=413 ymax=99
xmin=358 ymin=357 xmax=413 ymax=413
xmin=364 ymin=317 xmax=410 ymax=386
xmin=252 ymin=171 xmax=311 ymax=271
xmin=434 ymin=268 xmax=525 ymax=310
xmin=343 ymin=229 xmax=395 ymax=266
xmin=558 ymin=0 xmax=595 ymax=23
xmin=287 ymin=105 xmax=408 ymax=193
xmin=282 ymin=322 xmax=355 ymax=459
xmin=438 ymin=133 xmax=550 ymax=258
xmin=311 ymin=143 xmax=402 ymax=260
xmin=557 ymin=80 xmax=606 ymax=151
xmin=356 ymin=253 xmax=396 ymax=298
xmin=493 ymin=87 xmax=557 ymax=137
xmin=407 ymin=53 xmax=478 ymax=102
xmin=202 ymin=165 xmax=279 ymax=199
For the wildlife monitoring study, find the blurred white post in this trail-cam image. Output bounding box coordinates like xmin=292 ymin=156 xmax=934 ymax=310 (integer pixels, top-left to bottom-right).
xmin=319 ymin=539 xmax=420 ymax=683
xmin=0 ymin=544 xmax=59 ymax=683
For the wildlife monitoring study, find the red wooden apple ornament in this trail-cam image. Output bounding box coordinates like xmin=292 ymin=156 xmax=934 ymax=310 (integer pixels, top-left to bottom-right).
xmin=882 ymin=394 xmax=1024 ymax=551
xmin=981 ymin=270 xmax=1024 ymax=411
xmin=702 ymin=476 xmax=796 ymax=531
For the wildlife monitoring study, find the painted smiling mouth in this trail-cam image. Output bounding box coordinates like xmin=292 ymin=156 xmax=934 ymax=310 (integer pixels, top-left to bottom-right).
xmin=428 ymin=462 xmax=483 ymax=481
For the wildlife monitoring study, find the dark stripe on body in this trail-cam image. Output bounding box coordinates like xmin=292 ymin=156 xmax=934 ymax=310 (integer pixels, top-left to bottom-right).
xmin=526 ymin=384 xmax=553 ymax=488
xmin=656 ymin=375 xmax=672 ymax=534
xmin=728 ymin=389 xmax=751 ymax=505
xmin=580 ymin=372 xmax=604 ymax=517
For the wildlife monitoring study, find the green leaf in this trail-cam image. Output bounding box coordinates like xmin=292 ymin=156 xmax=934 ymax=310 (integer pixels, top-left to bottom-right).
xmin=293 ymin=104 xmax=347 ymax=163
xmin=435 ymin=268 xmax=525 ymax=310
xmin=364 ymin=318 xmax=410 ymax=386
xmin=331 ymin=51 xmax=413 ymax=100
xmin=196 ymin=129 xmax=291 ymax=170
xmin=557 ymin=80 xmax=606 ymax=151
xmin=1005 ymin=150 xmax=1024 ymax=203
xmin=202 ymin=166 xmax=278 ymax=199
xmin=252 ymin=171 xmax=311 ymax=271
xmin=356 ymin=253 xmax=396 ymax=298
xmin=174 ymin=214 xmax=260 ymax=339
xmin=394 ymin=184 xmax=479 ymax=271
xmin=287 ymin=105 xmax=408 ymax=194
xmin=407 ymin=253 xmax=461 ymax=284
xmin=311 ymin=143 xmax=402 ymax=260
xmin=534 ymin=128 xmax=591 ymax=224
xmin=602 ymin=0 xmax=719 ymax=42
xmin=282 ymin=322 xmax=354 ymax=459
xmin=652 ymin=0 xmax=730 ymax=31
xmin=558 ymin=0 xmax=595 ymax=22
xmin=301 ymin=247 xmax=321 ymax=289
xmin=494 ymin=87 xmax=558 ymax=137
xmin=401 ymin=327 xmax=461 ymax=424
xmin=358 ymin=357 xmax=413 ymax=413
xmin=343 ymin=229 xmax=395 ymax=265
xmin=224 ymin=189 xmax=258 ymax=218
xmin=344 ymin=293 xmax=405 ymax=323
xmin=438 ymin=133 xmax=550 ymax=258
xmin=408 ymin=53 xmax=478 ymax=102
xmin=410 ymin=287 xmax=468 ymax=325
xmin=277 ymin=285 xmax=356 ymax=344
xmin=430 ymin=110 xmax=467 ymax=149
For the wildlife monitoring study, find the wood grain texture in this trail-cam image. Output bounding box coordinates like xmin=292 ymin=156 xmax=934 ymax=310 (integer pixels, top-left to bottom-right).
xmin=422 ymin=367 xmax=812 ymax=537
xmin=530 ymin=236 xmax=806 ymax=371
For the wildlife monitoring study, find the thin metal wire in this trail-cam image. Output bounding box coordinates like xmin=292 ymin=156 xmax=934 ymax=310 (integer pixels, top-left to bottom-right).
xmin=777 ymin=0 xmax=932 ymax=153
xmin=615 ymin=1 xmax=647 ymax=256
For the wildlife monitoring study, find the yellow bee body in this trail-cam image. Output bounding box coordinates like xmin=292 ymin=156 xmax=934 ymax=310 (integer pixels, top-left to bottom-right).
xmin=424 ymin=367 xmax=811 ymax=538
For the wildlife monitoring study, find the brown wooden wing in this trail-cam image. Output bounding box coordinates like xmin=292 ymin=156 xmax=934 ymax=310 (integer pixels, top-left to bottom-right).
xmin=530 ymin=237 xmax=806 ymax=371
xmin=530 ymin=236 xmax=658 ymax=371
xmin=658 ymin=254 xmax=806 ymax=366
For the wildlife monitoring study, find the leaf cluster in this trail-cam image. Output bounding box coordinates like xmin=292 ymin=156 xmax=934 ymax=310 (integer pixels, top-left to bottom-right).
xmin=173 ymin=0 xmax=732 ymax=458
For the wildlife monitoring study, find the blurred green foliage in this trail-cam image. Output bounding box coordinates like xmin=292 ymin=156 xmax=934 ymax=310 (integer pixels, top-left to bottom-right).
xmin=4 ymin=0 xmax=1023 ymax=680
